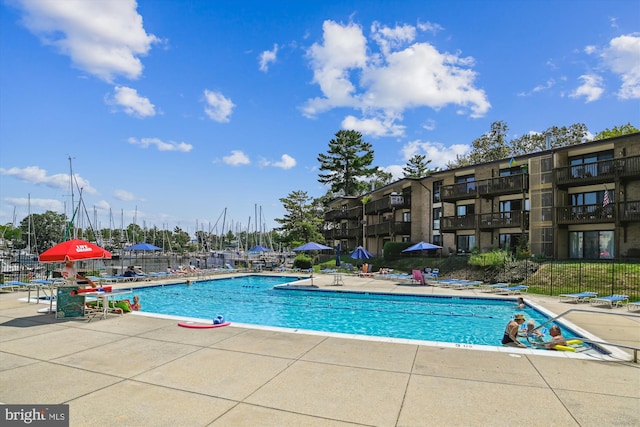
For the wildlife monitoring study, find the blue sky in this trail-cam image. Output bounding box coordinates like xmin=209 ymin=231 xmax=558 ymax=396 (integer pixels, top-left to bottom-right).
xmin=1 ymin=0 xmax=639 ymax=237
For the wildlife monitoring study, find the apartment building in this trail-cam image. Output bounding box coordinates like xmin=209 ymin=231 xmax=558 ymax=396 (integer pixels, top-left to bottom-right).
xmin=323 ymin=132 xmax=640 ymax=259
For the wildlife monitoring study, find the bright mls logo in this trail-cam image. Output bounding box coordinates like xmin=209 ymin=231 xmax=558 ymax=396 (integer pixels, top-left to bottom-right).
xmin=75 ymin=244 xmax=92 ymax=253
xmin=3 ymin=405 xmax=68 ymax=426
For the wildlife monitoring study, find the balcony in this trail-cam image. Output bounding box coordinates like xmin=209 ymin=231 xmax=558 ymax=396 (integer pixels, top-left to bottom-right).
xmin=478 ymin=211 xmax=528 ymax=230
xmin=324 ymin=206 xmax=362 ymax=221
xmin=365 ymin=194 xmax=411 ymax=214
xmin=620 ymin=201 xmax=640 ymax=223
xmin=323 ymin=227 xmax=361 ymax=240
xmin=554 ymin=155 xmax=640 ymax=188
xmin=365 ymin=221 xmax=411 ymax=237
xmin=440 ymin=215 xmax=476 ymax=232
xmin=440 ymin=182 xmax=477 ymax=202
xmin=556 ymin=203 xmax=615 ymax=225
xmin=477 ymin=174 xmax=528 ymax=198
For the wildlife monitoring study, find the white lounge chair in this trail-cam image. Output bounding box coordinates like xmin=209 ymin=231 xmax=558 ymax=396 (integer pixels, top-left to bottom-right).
xmin=559 ymin=291 xmax=597 ymax=303
xmin=590 ymin=294 xmax=629 ymax=308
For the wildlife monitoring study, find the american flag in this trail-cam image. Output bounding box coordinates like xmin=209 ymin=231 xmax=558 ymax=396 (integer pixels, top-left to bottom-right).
xmin=603 ymin=190 xmax=610 ymax=208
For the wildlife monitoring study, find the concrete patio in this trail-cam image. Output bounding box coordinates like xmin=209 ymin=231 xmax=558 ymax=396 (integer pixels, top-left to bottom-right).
xmin=1 ymin=273 xmax=638 ymax=426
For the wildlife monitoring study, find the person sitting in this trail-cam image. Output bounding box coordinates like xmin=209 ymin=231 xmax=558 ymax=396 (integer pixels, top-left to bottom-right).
xmin=501 ymin=313 xmax=527 ymax=348
xmin=377 ymin=267 xmax=389 ymax=274
xmin=130 ymin=295 xmax=141 ymax=311
xmin=519 ymin=320 xmax=544 ymax=341
xmin=62 ymin=260 xmax=96 ymax=288
xmin=124 ymin=266 xmax=137 ymax=278
xmin=543 ymin=325 xmax=567 ymax=350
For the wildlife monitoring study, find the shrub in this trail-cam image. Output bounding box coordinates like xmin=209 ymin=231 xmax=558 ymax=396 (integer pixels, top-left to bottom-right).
xmin=293 ymin=254 xmax=312 ymax=269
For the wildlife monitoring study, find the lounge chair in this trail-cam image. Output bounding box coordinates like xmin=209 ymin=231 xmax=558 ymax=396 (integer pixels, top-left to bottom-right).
xmin=628 ymin=301 xmax=640 ymax=312
xmin=559 ymin=292 xmax=597 ymax=303
xmin=590 ymin=294 xmax=629 ymax=308
xmin=496 ymin=285 xmax=529 ymax=295
xmin=480 ymin=283 xmax=509 ymax=293
xmin=452 ymin=280 xmax=483 ymax=290
xmin=0 ymin=281 xmax=27 ymax=292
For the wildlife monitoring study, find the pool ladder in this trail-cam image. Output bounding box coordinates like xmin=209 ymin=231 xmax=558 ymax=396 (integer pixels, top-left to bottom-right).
xmin=528 ymin=308 xmax=640 ymax=363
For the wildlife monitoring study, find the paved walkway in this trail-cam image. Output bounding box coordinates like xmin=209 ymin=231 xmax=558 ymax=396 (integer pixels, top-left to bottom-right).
xmin=1 ymin=273 xmax=638 ymax=426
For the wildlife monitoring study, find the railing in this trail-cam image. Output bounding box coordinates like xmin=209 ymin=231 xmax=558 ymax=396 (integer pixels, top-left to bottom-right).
xmin=365 ymin=195 xmax=411 ymax=214
xmin=620 ymin=201 xmax=640 ymax=223
xmin=477 ymin=174 xmax=528 ymax=198
xmin=440 ymin=215 xmax=476 ymax=231
xmin=324 ymin=206 xmax=362 ymax=221
xmin=478 ymin=211 xmax=528 ymax=229
xmin=365 ymin=221 xmax=411 ymax=236
xmin=440 ymin=182 xmax=477 ymax=202
xmin=528 ymin=308 xmax=639 ymax=363
xmin=555 ymin=155 xmax=640 ymax=187
xmin=556 ymin=203 xmax=615 ymax=225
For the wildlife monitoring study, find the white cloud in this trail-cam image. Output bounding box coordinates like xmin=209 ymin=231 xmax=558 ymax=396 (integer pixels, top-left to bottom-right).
xmin=584 ymin=45 xmax=597 ymax=55
xmin=107 ymin=86 xmax=156 ymax=117
xmin=223 ymin=150 xmax=250 ymax=166
xmin=303 ymin=20 xmax=490 ymax=138
xmin=570 ymin=74 xmax=604 ymax=102
xmin=269 ymin=154 xmax=297 ymax=169
xmin=93 ymin=200 xmax=111 ymax=211
xmin=341 ymin=115 xmax=405 ymax=137
xmin=400 ymin=139 xmax=470 ymax=169
xmin=13 ymin=0 xmax=158 ymax=82
xmin=4 ymin=197 xmax=64 ymax=213
xmin=0 ymin=165 xmax=97 ymax=195
xmin=601 ymin=34 xmax=640 ymax=99
xmin=114 ymin=190 xmax=136 ymax=201
xmin=259 ymin=44 xmax=278 ymax=72
xmin=128 ymin=137 xmax=192 ymax=152
xmin=203 ymin=89 xmax=235 ymax=122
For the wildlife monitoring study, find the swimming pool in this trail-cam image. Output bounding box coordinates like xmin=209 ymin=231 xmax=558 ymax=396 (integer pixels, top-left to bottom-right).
xmin=131 ymin=275 xmax=580 ymax=347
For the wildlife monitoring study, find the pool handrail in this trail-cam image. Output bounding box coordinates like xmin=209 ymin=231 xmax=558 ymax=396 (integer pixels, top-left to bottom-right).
xmin=527 ymin=308 xmax=640 ymax=363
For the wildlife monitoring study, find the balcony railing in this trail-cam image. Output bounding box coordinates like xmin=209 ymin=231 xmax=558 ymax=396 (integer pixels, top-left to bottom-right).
xmin=440 ymin=215 xmax=476 ymax=231
xmin=323 ymin=227 xmax=361 ymax=239
xmin=477 ymin=174 xmax=528 ymax=198
xmin=620 ymin=201 xmax=640 ymax=223
xmin=324 ymin=206 xmax=362 ymax=221
xmin=555 ymin=155 xmax=640 ymax=187
xmin=478 ymin=211 xmax=528 ymax=229
xmin=365 ymin=194 xmax=411 ymax=214
xmin=556 ymin=203 xmax=615 ymax=225
xmin=365 ymin=221 xmax=411 ymax=236
xmin=440 ymin=182 xmax=477 ymax=202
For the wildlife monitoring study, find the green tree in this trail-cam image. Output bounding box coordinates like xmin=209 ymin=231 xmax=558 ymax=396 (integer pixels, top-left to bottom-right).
xmin=594 ymin=123 xmax=639 ymax=140
xmin=18 ymin=211 xmax=67 ymax=252
xmin=275 ymin=190 xmax=324 ymax=248
xmin=367 ymin=168 xmax=393 ymax=190
xmin=403 ymin=154 xmax=433 ymax=178
xmin=317 ymin=130 xmax=377 ymax=196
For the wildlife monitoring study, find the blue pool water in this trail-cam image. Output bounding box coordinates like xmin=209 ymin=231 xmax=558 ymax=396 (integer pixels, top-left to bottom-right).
xmin=132 ymin=275 xmax=578 ymax=346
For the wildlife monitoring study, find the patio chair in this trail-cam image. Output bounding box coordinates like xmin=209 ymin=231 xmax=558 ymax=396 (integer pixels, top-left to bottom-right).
xmin=558 ymin=292 xmax=597 ymax=303
xmin=590 ymin=294 xmax=629 ymax=308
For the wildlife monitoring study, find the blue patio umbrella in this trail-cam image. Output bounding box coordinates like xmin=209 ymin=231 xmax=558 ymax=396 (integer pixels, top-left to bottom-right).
xmin=124 ymin=242 xmax=162 ymax=251
xmin=402 ymin=241 xmax=442 ymax=252
xmin=336 ymin=244 xmax=341 ymax=267
xmin=349 ymin=246 xmax=373 ymax=260
xmin=292 ymin=242 xmax=332 ymax=251
xmin=248 ymin=245 xmax=270 ymax=253
xmin=124 ymin=242 xmax=162 ymax=272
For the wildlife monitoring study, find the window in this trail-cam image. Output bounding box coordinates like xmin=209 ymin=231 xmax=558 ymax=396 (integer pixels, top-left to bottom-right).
xmin=402 ymin=212 xmax=411 ymax=222
xmin=455 ymin=174 xmax=476 ymax=192
xmin=456 ymin=235 xmax=476 ymax=253
xmin=570 ymin=151 xmax=614 ymax=178
xmin=433 ymin=181 xmax=442 ymax=203
xmin=432 ymin=234 xmax=441 ymax=245
xmin=432 ymin=207 xmax=441 ymax=230
xmin=456 ymin=204 xmax=474 ymax=216
xmin=569 ymin=231 xmax=614 ymax=259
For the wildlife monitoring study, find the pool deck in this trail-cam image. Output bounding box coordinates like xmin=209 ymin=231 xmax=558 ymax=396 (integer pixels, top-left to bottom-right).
xmin=1 ymin=272 xmax=638 ymax=426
